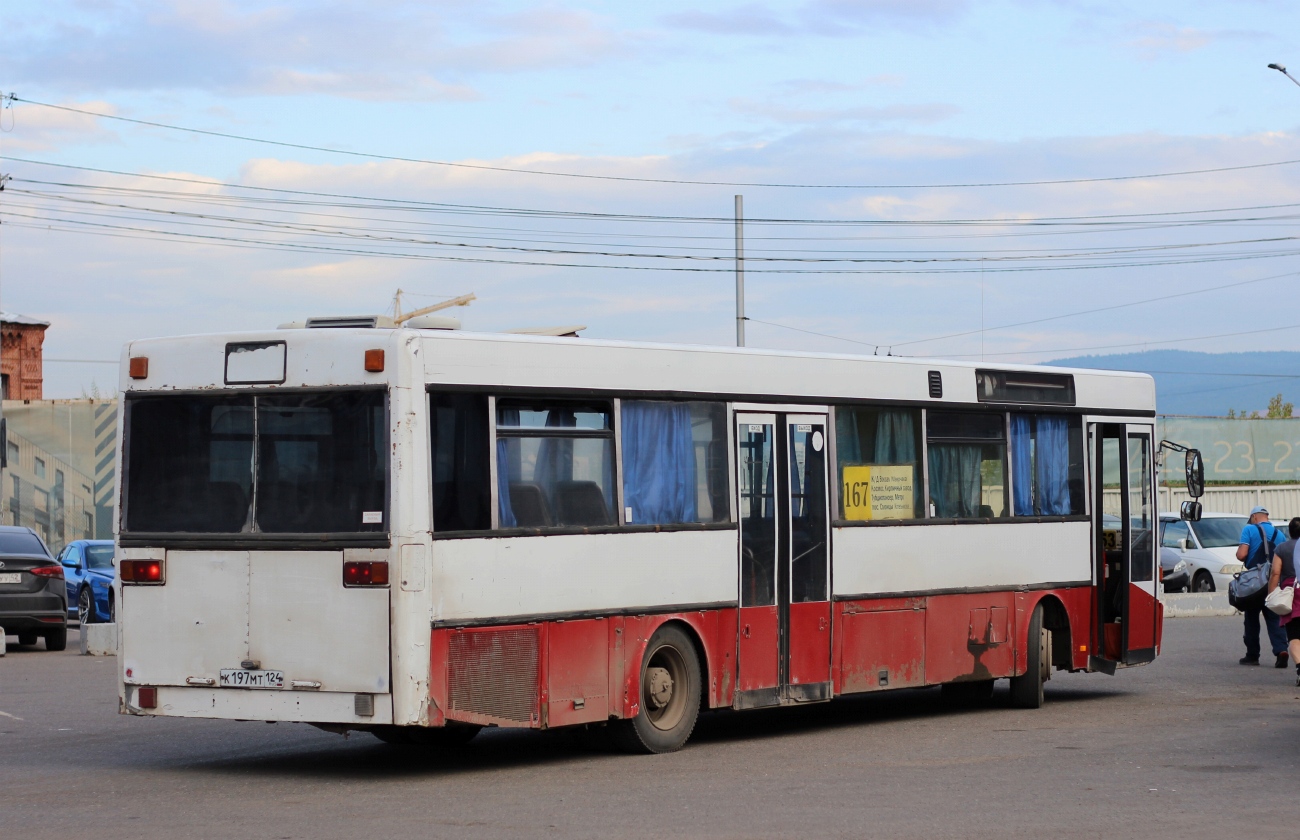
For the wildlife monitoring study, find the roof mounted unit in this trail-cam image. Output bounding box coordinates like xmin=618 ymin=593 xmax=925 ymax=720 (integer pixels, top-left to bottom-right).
xmin=506 ymin=325 xmax=587 ymax=338
xmin=404 ymin=314 xmax=461 ymax=330
xmin=301 ymin=315 xmax=396 ymax=329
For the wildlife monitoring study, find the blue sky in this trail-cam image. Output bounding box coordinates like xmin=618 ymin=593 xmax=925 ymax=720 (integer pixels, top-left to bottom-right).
xmin=2 ymin=0 xmax=1300 ymax=402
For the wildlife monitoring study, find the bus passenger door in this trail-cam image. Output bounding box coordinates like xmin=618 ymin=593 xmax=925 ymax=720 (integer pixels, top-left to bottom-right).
xmin=785 ymin=415 xmax=832 ymax=700
xmin=736 ymin=414 xmax=781 ymax=707
xmin=1090 ymin=423 xmax=1159 ymax=667
xmin=734 ymin=412 xmax=832 ymax=708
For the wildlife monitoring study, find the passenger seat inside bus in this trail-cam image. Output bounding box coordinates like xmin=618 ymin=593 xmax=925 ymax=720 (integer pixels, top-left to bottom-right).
xmin=508 ymin=482 xmax=552 ymax=527
xmin=554 ymin=480 xmax=611 ymax=527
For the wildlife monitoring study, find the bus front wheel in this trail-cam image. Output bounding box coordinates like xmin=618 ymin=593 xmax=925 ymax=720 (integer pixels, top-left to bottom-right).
xmin=1009 ymin=605 xmax=1049 ymax=709
xmin=611 ymin=624 xmax=702 ymax=754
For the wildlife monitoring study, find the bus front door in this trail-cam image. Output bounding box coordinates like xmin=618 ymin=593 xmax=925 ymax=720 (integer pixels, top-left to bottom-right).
xmin=1090 ymin=423 xmax=1159 ymax=668
xmin=735 ymin=412 xmax=832 ymax=708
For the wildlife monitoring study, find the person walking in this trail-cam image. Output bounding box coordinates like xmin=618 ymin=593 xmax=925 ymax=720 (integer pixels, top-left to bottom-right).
xmin=1239 ymin=506 xmax=1289 ymax=666
xmin=1266 ymin=517 xmax=1300 ymax=683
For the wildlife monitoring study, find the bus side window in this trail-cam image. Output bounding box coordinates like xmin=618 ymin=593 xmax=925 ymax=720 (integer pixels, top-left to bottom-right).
xmin=621 ymin=401 xmax=729 ymax=525
xmin=926 ymin=411 xmax=1008 ymax=520
xmin=834 ymin=406 xmax=923 ymax=521
xmin=1009 ymin=413 xmax=1085 ymax=517
xmin=496 ymin=399 xmax=615 ymax=530
xmin=430 ymin=393 xmax=492 ymax=532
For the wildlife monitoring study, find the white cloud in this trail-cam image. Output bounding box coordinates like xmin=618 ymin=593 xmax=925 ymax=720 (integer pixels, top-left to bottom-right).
xmin=663 ymin=0 xmax=970 ymax=37
xmin=0 ymin=1 xmax=637 ymax=100
xmin=0 ymin=99 xmax=121 ymax=152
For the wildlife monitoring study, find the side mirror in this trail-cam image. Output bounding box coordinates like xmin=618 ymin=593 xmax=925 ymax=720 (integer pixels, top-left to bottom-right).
xmin=1180 ymin=500 xmax=1202 ymax=522
xmin=1185 ymin=450 xmax=1204 ymax=499
xmin=1177 ymin=537 xmax=1189 ymax=551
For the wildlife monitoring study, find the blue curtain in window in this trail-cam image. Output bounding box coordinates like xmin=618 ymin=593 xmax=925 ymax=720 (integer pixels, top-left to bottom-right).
xmin=1036 ymin=415 xmax=1071 ymax=515
xmin=496 ymin=407 xmax=520 ymax=527
xmin=1010 ymin=414 xmax=1033 ymax=516
xmin=535 ymin=409 xmax=576 ymax=496
xmin=874 ymin=411 xmax=915 ymax=463
xmin=496 ymin=438 xmax=517 ymax=527
xmin=835 ymin=409 xmax=862 ymax=464
xmin=928 ymin=444 xmax=982 ymax=518
xmin=621 ymin=401 xmax=697 ymax=525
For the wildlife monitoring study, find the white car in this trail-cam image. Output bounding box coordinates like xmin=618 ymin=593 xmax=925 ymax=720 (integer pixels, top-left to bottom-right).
xmin=1159 ymin=512 xmax=1250 ymax=593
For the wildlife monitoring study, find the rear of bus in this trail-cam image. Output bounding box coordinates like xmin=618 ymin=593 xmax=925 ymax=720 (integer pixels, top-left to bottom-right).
xmin=115 ymin=328 xmax=427 ymax=730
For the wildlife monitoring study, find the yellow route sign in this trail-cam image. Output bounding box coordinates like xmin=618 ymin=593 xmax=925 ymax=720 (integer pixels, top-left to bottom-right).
xmin=842 ymin=464 xmax=915 ymax=521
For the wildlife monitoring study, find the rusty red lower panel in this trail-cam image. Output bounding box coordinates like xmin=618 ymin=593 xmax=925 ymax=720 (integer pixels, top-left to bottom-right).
xmin=426 ymin=586 xmax=1120 ymax=730
xmin=787 ymin=601 xmax=832 ymax=687
xmin=834 ymin=586 xmax=1099 ymax=698
xmin=1127 ymin=584 xmax=1159 ymax=652
xmin=836 ymin=603 xmax=926 ymax=692
xmin=736 ymin=605 xmax=779 ymax=693
xmin=431 ymin=608 xmax=736 ymax=730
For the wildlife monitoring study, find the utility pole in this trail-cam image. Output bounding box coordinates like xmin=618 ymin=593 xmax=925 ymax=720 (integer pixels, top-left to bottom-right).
xmin=735 ymin=194 xmax=745 ymax=347
xmin=0 ymin=92 xmax=12 ymax=477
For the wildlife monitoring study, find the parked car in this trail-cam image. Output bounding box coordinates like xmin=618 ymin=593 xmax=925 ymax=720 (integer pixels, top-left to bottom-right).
xmin=1159 ymin=512 xmax=1250 ymax=593
xmin=0 ymin=525 xmax=67 ymax=650
xmin=1159 ymin=546 xmax=1191 ymax=592
xmin=58 ymin=539 xmax=115 ymax=624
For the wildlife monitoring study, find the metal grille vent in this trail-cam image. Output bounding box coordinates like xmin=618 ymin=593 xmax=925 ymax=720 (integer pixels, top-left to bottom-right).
xmin=928 ymin=370 xmax=943 ymax=399
xmin=304 ymin=315 xmax=395 ymax=329
xmin=448 ymin=627 xmax=540 ymax=724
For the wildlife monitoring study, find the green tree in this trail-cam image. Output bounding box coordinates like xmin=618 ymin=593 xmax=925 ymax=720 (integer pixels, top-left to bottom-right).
xmin=1267 ymin=393 xmax=1294 ymax=419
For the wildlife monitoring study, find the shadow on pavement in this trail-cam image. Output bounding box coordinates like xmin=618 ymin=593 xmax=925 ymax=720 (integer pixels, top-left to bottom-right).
xmin=181 ymin=680 xmax=1127 ymax=780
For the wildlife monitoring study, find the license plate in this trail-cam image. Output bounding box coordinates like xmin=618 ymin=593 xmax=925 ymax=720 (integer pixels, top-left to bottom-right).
xmin=219 ymin=669 xmax=285 ymax=689
xmin=0 ymin=573 xmax=20 ymax=584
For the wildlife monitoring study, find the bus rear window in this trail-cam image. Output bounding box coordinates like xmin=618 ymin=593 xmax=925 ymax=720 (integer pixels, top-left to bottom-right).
xmin=124 ymin=391 xmax=387 ymax=534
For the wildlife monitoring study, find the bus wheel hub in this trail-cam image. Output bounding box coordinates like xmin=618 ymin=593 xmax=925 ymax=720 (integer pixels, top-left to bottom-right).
xmin=647 ymin=666 xmax=674 ymax=709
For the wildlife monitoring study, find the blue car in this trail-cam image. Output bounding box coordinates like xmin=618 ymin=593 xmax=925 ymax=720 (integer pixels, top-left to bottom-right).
xmin=58 ymin=540 xmax=116 ymax=624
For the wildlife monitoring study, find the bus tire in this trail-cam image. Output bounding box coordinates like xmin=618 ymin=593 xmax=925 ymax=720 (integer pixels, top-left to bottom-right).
xmin=611 ymin=624 xmax=702 ymax=754
xmin=371 ymin=723 xmax=480 ymax=747
xmin=1010 ymin=605 xmax=1049 ymax=709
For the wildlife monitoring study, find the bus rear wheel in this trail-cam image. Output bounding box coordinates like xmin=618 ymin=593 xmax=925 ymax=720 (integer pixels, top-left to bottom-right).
xmin=1009 ymin=605 xmax=1050 ymax=709
xmin=611 ymin=625 xmax=702 ymax=754
xmin=371 ymin=724 xmax=481 ymax=747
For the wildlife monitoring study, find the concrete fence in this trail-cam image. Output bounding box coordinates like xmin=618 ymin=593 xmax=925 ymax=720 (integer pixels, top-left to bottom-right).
xmin=1105 ymin=484 xmax=1300 ymax=520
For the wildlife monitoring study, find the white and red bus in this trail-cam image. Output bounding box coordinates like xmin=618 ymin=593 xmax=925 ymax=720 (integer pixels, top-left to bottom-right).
xmin=114 ymin=320 xmax=1175 ymax=752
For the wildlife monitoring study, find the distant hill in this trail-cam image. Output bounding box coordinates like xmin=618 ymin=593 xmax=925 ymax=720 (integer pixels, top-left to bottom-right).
xmin=1045 ymin=350 xmax=1300 ymax=417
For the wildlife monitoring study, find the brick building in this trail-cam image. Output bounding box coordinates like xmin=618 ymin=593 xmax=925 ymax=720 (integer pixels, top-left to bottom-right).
xmin=1 ymin=311 xmax=49 ymax=400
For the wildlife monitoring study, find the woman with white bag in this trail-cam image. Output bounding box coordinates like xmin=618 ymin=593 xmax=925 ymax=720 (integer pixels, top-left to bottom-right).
xmin=1266 ymin=517 xmax=1300 ymax=685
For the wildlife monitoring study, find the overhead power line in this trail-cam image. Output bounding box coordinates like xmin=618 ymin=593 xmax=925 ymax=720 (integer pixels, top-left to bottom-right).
xmin=11 ymin=157 xmax=1300 ymax=229
xmin=13 ymin=96 xmax=1300 ymax=191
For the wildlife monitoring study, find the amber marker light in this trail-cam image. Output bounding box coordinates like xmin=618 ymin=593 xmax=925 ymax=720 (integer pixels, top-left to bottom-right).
xmin=129 ymin=357 xmax=149 ymax=379
xmin=364 ymin=349 xmax=385 ymax=372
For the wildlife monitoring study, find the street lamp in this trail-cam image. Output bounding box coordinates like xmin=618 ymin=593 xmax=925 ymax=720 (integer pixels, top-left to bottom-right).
xmin=1269 ymin=63 xmax=1300 ymax=88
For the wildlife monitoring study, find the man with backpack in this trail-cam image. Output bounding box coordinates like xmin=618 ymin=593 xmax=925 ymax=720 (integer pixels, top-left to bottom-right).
xmin=1238 ymin=506 xmax=1289 ymax=666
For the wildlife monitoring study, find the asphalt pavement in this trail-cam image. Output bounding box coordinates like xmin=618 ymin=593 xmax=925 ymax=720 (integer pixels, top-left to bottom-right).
xmin=1 ymin=617 xmax=1295 ymax=839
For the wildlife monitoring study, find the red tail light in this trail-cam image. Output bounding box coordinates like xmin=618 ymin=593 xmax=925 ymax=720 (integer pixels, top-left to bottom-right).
xmin=29 ymin=565 xmax=64 ymax=579
xmin=120 ymin=559 xmax=164 ymax=584
xmin=343 ymin=560 xmax=388 ymax=587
